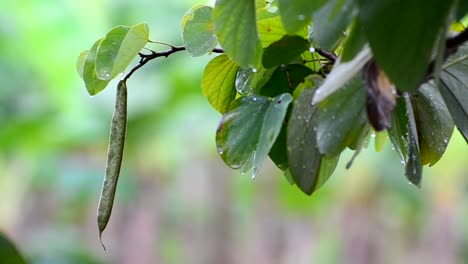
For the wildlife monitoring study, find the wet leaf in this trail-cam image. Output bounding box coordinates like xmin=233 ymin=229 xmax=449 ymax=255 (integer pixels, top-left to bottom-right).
xmin=95 ymin=23 xmax=149 ymax=80
xmin=181 ymin=5 xmax=217 ymax=57
xmin=201 ymin=54 xmax=238 ymax=113
xmin=287 ymin=88 xmax=339 ymax=195
xmin=262 ymin=35 xmax=309 ymax=68
xmin=387 ymin=97 xmax=408 ymax=163
xmin=403 ymin=94 xmax=422 ymax=187
xmin=278 ymin=0 xmax=327 ymax=33
xmin=235 ymin=65 xmax=276 ymax=96
xmin=358 ymin=0 xmax=454 ymax=91
xmin=341 ymin=19 xmax=367 ymax=62
xmin=316 ymin=76 xmax=367 ymax=156
xmin=216 ymin=94 xmax=292 ymax=178
xmin=412 ymin=83 xmax=454 ymax=166
xmin=213 ymin=0 xmax=262 ymax=68
xmin=312 ymin=0 xmax=356 ymax=50
xmin=82 ymin=38 xmax=110 ymax=96
xmin=259 ymin=64 xmax=312 ymax=97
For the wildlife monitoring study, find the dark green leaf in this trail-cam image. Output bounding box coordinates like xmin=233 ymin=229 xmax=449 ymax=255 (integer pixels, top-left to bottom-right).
xmin=259 ymin=64 xmax=313 ymax=97
xmin=341 ymin=19 xmax=367 ymax=62
xmin=268 ymin=124 xmax=289 ymax=170
xmin=181 ymin=5 xmax=217 ymax=57
xmin=312 ymin=0 xmax=356 ymax=50
xmin=403 ymin=94 xmax=423 ymax=187
xmin=358 ymin=0 xmax=454 ymax=91
xmin=287 ymin=88 xmax=339 ymax=195
xmin=0 ymin=233 xmax=26 ymax=264
xmin=213 ymin=0 xmax=262 ymax=68
xmin=387 ymin=97 xmax=408 ymax=163
xmin=412 ymin=83 xmax=454 ymax=166
xmin=278 ymin=0 xmax=327 ymax=33
xmin=216 ymin=94 xmax=292 ymax=178
xmin=201 ymin=55 xmax=238 ymax=113
xmin=262 ymin=35 xmax=309 ymax=68
xmin=457 ymin=1 xmax=468 ymax=20
xmin=316 ymin=76 xmax=367 ymax=156
xmin=439 ymin=44 xmax=468 ymax=143
xmin=95 ymin=23 xmax=149 ymax=80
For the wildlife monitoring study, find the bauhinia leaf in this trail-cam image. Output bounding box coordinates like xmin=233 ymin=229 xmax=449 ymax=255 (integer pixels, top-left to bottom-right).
xmin=213 ymin=0 xmax=262 ymax=68
xmin=201 ymin=54 xmax=238 ymax=113
xmin=82 ymin=38 xmax=110 ymax=96
xmin=358 ymin=0 xmax=454 ymax=91
xmin=278 ymin=0 xmax=327 ymax=33
xmin=403 ymin=94 xmax=423 ymax=187
xmin=287 ymin=88 xmax=339 ymax=195
xmin=181 ymin=5 xmax=217 ymax=57
xmin=262 ymin=35 xmax=309 ymax=68
xmin=412 ymin=83 xmax=454 ymax=166
xmin=95 ymin=23 xmax=149 ymax=80
xmin=216 ymin=93 xmax=293 ymax=178
xmin=316 ymin=76 xmax=367 ymax=156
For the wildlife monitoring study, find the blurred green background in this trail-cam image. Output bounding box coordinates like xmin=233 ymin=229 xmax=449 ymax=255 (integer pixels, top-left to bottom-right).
xmin=1 ymin=0 xmax=468 ymax=263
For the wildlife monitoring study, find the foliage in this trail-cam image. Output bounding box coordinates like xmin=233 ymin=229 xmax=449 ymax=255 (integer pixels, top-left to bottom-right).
xmin=77 ymin=0 xmax=468 ymax=242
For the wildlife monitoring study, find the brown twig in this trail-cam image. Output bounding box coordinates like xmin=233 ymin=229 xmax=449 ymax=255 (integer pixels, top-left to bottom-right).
xmin=123 ymin=46 xmax=224 ymax=82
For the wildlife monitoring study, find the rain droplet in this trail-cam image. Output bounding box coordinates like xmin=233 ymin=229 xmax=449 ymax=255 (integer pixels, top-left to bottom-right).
xmin=309 ymin=47 xmax=315 ymax=53
xmin=252 ymin=68 xmax=258 ymax=73
xmin=298 ymin=14 xmax=306 ymax=21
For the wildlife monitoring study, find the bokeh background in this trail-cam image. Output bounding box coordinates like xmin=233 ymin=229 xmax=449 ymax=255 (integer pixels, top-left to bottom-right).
xmin=1 ymin=0 xmax=468 ymax=263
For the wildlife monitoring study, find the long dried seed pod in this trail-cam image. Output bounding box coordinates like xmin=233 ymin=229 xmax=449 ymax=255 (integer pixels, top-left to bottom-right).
xmin=97 ymin=80 xmax=127 ymax=251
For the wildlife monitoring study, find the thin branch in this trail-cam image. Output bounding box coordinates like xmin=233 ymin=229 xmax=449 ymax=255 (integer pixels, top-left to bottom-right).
xmin=123 ymin=46 xmax=224 ymax=82
xmin=315 ymin=47 xmax=337 ymax=64
xmin=424 ymin=28 xmax=468 ymax=82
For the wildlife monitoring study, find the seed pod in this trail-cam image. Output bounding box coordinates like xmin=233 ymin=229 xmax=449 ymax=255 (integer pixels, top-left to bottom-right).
xmin=364 ymin=59 xmax=397 ymax=131
xmin=97 ymin=80 xmax=127 ymax=251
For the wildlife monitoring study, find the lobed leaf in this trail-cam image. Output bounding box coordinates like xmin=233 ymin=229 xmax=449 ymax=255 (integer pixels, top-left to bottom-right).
xmin=95 ymin=23 xmax=149 ymax=80
xmin=278 ymin=0 xmax=327 ymax=33
xmin=316 ymin=76 xmax=367 ymax=156
xmin=82 ymin=38 xmax=110 ymax=96
xmin=262 ymin=35 xmax=310 ymax=68
xmin=412 ymin=83 xmax=454 ymax=166
xmin=358 ymin=0 xmax=454 ymax=91
xmin=213 ymin=0 xmax=262 ymax=68
xmin=181 ymin=5 xmax=217 ymax=57
xmin=287 ymin=88 xmax=339 ymax=195
xmin=216 ymin=94 xmax=292 ymax=178
xmin=312 ymin=0 xmax=356 ymax=50
xmin=201 ymin=55 xmax=238 ymax=113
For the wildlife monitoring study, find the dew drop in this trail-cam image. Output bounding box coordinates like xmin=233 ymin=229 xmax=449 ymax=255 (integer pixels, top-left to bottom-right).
xmin=252 ymin=68 xmax=258 ymax=73
xmin=309 ymin=47 xmax=315 ymax=53
xmin=298 ymin=14 xmax=306 ymax=21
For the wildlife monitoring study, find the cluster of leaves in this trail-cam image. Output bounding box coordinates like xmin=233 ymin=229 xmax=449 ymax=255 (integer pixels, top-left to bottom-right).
xmin=77 ymin=0 xmax=468 ymax=242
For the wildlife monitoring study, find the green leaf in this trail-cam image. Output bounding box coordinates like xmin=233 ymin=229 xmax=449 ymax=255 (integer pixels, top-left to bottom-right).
xmin=259 ymin=64 xmax=313 ymax=97
xmin=216 ymin=94 xmax=293 ymax=178
xmin=76 ymin=50 xmax=89 ymax=79
xmin=213 ymin=0 xmax=262 ymax=68
xmin=374 ymin=131 xmax=388 ymax=152
xmin=412 ymin=83 xmax=454 ymax=166
xmin=439 ymin=44 xmax=468 ymax=143
xmin=95 ymin=23 xmax=149 ymax=80
xmin=387 ymin=97 xmax=408 ymax=163
xmin=253 ymin=93 xmax=293 ymax=176
xmin=0 ymin=233 xmax=26 ymax=264
xmin=316 ymin=76 xmax=367 ymax=156
xmin=403 ymin=94 xmax=423 ymax=187
xmin=278 ymin=0 xmax=327 ymax=33
xmin=181 ymin=5 xmax=217 ymax=57
xmin=82 ymin=38 xmax=110 ymax=96
xmin=262 ymin=35 xmax=310 ymax=68
xmin=358 ymin=0 xmax=454 ymax=91
xmin=201 ymin=54 xmax=238 ymax=113
xmin=268 ymin=124 xmax=289 ymax=170
xmin=236 ymin=65 xmax=276 ymax=95
xmin=312 ymin=0 xmax=356 ymax=50
xmin=287 ymin=88 xmax=339 ymax=195
xmin=341 ymin=19 xmax=366 ymax=62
